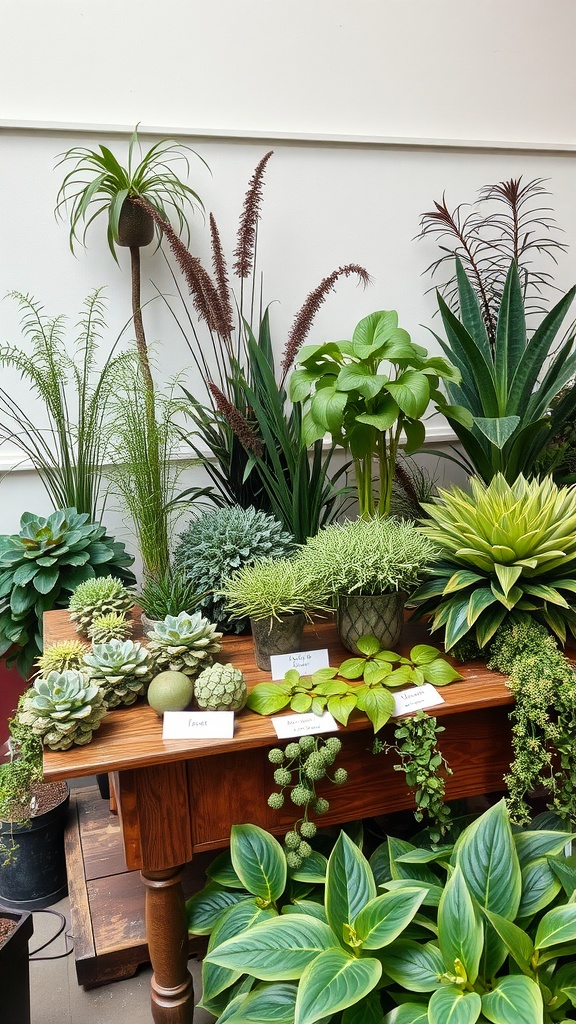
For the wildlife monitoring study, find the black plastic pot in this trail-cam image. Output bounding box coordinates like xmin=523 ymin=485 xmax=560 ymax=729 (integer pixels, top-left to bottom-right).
xmin=0 ymin=909 xmax=33 ymax=1024
xmin=0 ymin=784 xmax=69 ymax=910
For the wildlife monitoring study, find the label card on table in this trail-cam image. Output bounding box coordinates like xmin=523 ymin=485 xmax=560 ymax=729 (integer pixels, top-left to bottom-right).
xmin=392 ymin=685 xmax=445 ymax=717
xmin=162 ymin=711 xmax=235 ymax=739
xmin=272 ymin=710 xmax=339 ymax=739
xmin=269 ymin=648 xmax=330 ymax=680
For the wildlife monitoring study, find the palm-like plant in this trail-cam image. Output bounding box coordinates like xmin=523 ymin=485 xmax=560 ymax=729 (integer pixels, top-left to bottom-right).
xmin=0 ymin=290 xmax=130 ymax=521
xmin=412 ymin=473 xmax=576 ymax=650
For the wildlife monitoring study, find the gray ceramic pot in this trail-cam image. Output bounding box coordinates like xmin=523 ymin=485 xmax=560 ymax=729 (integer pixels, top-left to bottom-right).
xmin=336 ymin=591 xmax=406 ymax=655
xmin=250 ymin=613 xmax=306 ymax=672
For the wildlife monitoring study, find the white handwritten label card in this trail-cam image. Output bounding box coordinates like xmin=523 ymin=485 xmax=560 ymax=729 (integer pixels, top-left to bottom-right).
xmin=162 ymin=711 xmax=235 ymax=739
xmin=392 ymin=685 xmax=445 ymax=717
xmin=272 ymin=711 xmax=339 ymax=739
xmin=269 ymin=648 xmax=330 ymax=680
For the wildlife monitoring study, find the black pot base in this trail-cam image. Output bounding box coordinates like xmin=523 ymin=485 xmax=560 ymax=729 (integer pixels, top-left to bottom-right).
xmin=0 ymin=880 xmax=68 ymax=911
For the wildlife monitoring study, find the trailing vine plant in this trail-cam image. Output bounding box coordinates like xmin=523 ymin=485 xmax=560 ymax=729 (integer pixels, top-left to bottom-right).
xmin=372 ymin=710 xmax=453 ymax=843
xmin=267 ymin=735 xmax=348 ymax=866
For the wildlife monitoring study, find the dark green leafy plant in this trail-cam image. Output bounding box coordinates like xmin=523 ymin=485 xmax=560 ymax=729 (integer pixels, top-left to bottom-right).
xmin=412 ymin=473 xmax=576 ymax=650
xmin=202 ymin=802 xmax=576 ymax=1024
xmin=288 ymin=310 xmax=465 ymax=518
xmin=0 ymin=507 xmax=135 ymax=677
xmin=432 ymin=258 xmax=576 ymax=482
xmin=138 ymin=565 xmax=203 ymax=621
xmin=220 ymin=555 xmax=327 ymax=628
xmin=174 ymin=505 xmax=295 ymax=632
xmin=0 ymin=709 xmax=43 ymax=865
xmin=267 ymin=736 xmax=348 ymax=865
xmin=373 ymin=711 xmax=453 ymax=844
xmin=0 ymin=290 xmax=131 ymax=521
xmin=488 ymin=619 xmax=576 ymax=827
xmin=247 ymin=637 xmax=461 ymax=732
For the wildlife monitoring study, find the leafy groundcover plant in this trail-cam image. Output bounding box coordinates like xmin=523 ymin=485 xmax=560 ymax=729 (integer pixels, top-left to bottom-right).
xmin=192 ymin=802 xmax=576 ymax=1024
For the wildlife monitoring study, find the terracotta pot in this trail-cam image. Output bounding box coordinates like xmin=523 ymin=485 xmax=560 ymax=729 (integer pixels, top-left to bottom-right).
xmin=336 ymin=591 xmax=406 ymax=655
xmin=250 ymin=613 xmax=306 ymax=672
xmin=117 ymin=198 xmax=155 ymax=248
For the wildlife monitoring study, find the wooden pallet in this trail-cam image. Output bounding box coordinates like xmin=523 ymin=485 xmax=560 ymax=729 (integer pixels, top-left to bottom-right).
xmin=64 ymin=784 xmax=209 ymax=988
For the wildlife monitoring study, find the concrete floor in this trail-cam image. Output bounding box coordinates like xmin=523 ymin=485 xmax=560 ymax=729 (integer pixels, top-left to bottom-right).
xmin=26 ymin=895 xmax=213 ymax=1024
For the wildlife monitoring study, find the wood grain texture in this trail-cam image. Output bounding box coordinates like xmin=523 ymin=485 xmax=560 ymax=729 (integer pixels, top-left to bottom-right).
xmin=43 ymin=613 xmax=512 ymax=782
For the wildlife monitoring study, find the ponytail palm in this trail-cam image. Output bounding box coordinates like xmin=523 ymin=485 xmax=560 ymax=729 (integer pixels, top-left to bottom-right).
xmin=413 ymin=474 xmax=576 ymax=650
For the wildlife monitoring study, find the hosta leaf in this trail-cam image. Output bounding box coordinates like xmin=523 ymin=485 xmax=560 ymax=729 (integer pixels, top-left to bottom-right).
xmin=218 ymin=982 xmax=298 ymax=1024
xmin=481 ymin=974 xmax=543 ymax=1024
xmin=481 ymin=909 xmax=533 ymax=974
xmin=387 ymin=370 xmax=430 ymax=419
xmin=295 ymin=948 xmax=381 ymax=1024
xmin=326 ymin=832 xmax=376 ymax=937
xmin=379 ymin=939 xmax=445 ymax=992
xmin=428 ymin=986 xmax=482 ymax=1024
xmin=383 ymin=1004 xmax=429 ymax=1024
xmin=342 ymin=990 xmax=387 ymax=1024
xmin=186 ymin=884 xmax=251 ymax=935
xmin=336 ymin=365 xmax=388 ymax=400
xmin=310 ymin=386 xmax=348 ymax=433
xmin=534 ymin=904 xmax=576 ymax=950
xmin=203 ymin=900 xmax=277 ymax=1000
xmin=438 ymin=866 xmax=483 ymax=983
xmin=206 ymin=914 xmax=336 ymax=980
xmin=354 ymin=887 xmax=426 ymax=949
xmin=517 ymin=858 xmax=562 ymax=917
xmin=230 ymin=824 xmax=287 ymax=903
xmin=289 ymin=852 xmax=328 ymax=883
xmin=553 ymin=961 xmax=576 ymax=1008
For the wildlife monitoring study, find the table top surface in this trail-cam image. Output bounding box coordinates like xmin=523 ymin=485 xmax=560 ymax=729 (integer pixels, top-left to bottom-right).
xmin=42 ymin=610 xmax=511 ymax=782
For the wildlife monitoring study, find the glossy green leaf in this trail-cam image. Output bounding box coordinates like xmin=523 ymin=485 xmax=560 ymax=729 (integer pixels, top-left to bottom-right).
xmin=291 ymin=691 xmax=313 ymax=713
xmin=339 ymin=657 xmax=368 ymax=680
xmin=206 ymin=851 xmax=245 ymax=889
xmin=186 ymin=883 xmax=250 ymax=935
xmin=295 ymin=947 xmax=381 ymax=1024
xmin=534 ymin=904 xmax=576 ymax=950
xmin=354 ymin=887 xmax=426 ymax=949
xmin=379 ymin=939 xmax=445 ymax=991
xmin=553 ymin=961 xmax=576 ymax=1008
xmin=326 ymin=832 xmax=376 ymax=938
xmin=387 ymin=370 xmax=430 ymax=419
xmin=481 ymin=909 xmax=534 ymax=974
xmin=218 ymin=982 xmax=298 ymax=1024
xmin=202 ymin=900 xmax=277 ymax=1000
xmin=356 ymin=634 xmax=382 ymax=656
xmin=327 ymin=693 xmax=358 ymax=725
xmin=310 ymin=386 xmax=348 ymax=433
xmin=421 ymin=659 xmax=463 ymax=686
xmin=480 ymin=975 xmax=543 ymax=1024
xmin=289 ymin=851 xmax=328 ymax=883
xmin=230 ymin=824 xmax=286 ymax=903
xmin=474 ymin=416 xmax=520 ymax=448
xmin=514 ymin=830 xmax=572 ymax=868
xmin=517 ymin=858 xmax=562 ymax=917
xmin=410 ymin=644 xmax=442 ymax=664
xmin=247 ymin=683 xmax=291 ymax=715
xmin=438 ymin=866 xmax=483 ymax=983
xmin=337 ymin=365 xmax=388 ymax=400
xmin=428 ymin=986 xmax=482 ymax=1024
xmin=355 ymin=685 xmax=395 ymax=731
xmin=206 ymin=914 xmax=336 ymax=980
xmin=383 ymin=1004 xmax=429 ymax=1024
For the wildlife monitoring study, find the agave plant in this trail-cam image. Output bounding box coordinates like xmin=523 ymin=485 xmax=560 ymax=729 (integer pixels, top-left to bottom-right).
xmin=17 ymin=669 xmax=107 ymax=750
xmin=413 ymin=473 xmax=576 ymax=649
xmin=434 ymin=258 xmax=576 ymax=482
xmin=0 ymin=508 xmax=135 ymax=678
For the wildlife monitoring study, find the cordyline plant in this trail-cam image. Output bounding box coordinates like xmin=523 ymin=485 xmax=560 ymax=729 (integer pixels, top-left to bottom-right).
xmin=148 ymin=150 xmax=370 ymax=540
xmin=412 ymin=473 xmax=576 ymax=650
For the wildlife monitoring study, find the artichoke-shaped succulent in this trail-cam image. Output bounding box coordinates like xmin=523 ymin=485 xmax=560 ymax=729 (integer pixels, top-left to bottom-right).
xmin=194 ymin=662 xmax=247 ymax=711
xmin=146 ymin=611 xmax=223 ymax=677
xmin=18 ymin=669 xmax=107 ymax=750
xmin=88 ymin=612 xmax=133 ymax=644
xmin=174 ymin=506 xmax=295 ymax=633
xmin=0 ymin=507 xmax=135 ymax=678
xmin=70 ymin=575 xmax=135 ymax=634
xmin=83 ymin=640 xmax=152 ymax=708
xmin=35 ymin=639 xmax=89 ymax=677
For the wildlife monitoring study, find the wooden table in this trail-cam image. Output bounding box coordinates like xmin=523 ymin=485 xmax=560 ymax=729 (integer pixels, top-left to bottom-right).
xmin=42 ymin=611 xmax=513 ymax=1024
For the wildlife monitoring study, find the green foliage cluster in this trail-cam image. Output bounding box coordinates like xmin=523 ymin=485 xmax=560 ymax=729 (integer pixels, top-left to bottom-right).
xmin=373 ymin=711 xmax=453 ymax=844
xmin=221 ymin=556 xmax=327 ymax=624
xmin=289 ymin=310 xmax=464 ymax=518
xmin=267 ymin=736 xmax=347 ymax=865
xmin=190 ymin=803 xmax=576 ymax=1024
xmin=18 ymin=669 xmax=107 ymax=750
xmin=413 ymin=473 xmax=576 ymax=650
xmin=0 ymin=714 xmax=43 ymax=864
xmin=137 ymin=565 xmax=203 ymax=621
xmin=296 ymin=516 xmax=438 ymax=599
xmin=488 ymin=620 xmax=576 ymax=827
xmin=175 ymin=506 xmax=295 ymax=631
xmin=247 ymin=637 xmax=461 ymax=733
xmin=0 ymin=507 xmax=135 ymax=678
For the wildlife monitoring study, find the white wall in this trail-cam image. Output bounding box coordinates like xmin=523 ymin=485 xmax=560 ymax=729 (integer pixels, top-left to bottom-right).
xmin=1 ymin=1 xmax=575 ymax=570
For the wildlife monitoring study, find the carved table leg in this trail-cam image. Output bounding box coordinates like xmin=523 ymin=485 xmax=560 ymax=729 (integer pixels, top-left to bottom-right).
xmin=142 ymin=866 xmax=194 ymax=1024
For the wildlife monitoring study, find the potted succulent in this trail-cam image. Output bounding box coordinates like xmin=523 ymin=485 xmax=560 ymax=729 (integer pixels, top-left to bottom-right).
xmin=288 ymin=309 xmax=465 ymax=518
xmin=295 ymin=516 xmax=437 ymax=654
xmin=221 ymin=557 xmax=329 ymax=671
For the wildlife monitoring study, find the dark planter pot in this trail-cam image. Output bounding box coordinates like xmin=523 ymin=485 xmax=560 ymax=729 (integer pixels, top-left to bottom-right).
xmin=117 ymin=198 xmax=155 ymax=248
xmin=0 ymin=910 xmax=33 ymax=1024
xmin=250 ymin=613 xmax=306 ymax=672
xmin=0 ymin=657 xmax=27 ymax=748
xmin=336 ymin=591 xmax=407 ymax=655
xmin=0 ymin=784 xmax=70 ymax=910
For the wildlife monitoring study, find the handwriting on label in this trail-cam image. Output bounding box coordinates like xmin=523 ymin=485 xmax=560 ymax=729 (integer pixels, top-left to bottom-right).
xmin=162 ymin=711 xmax=235 ymax=739
xmin=269 ymin=648 xmax=330 ymax=680
xmin=272 ymin=711 xmax=339 ymax=739
xmin=392 ymin=684 xmax=445 ymax=717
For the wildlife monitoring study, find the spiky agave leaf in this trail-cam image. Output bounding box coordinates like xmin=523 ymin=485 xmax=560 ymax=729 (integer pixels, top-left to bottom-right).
xmin=413 ymin=474 xmax=576 ymax=649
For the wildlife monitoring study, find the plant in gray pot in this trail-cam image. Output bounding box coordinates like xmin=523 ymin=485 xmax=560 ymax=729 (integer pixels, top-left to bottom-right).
xmin=221 ymin=557 xmax=328 ymax=671
xmin=296 ymin=516 xmax=438 ymax=655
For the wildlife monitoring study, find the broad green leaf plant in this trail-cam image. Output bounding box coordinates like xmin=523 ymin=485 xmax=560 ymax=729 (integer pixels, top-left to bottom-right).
xmin=194 ymin=803 xmax=576 ymax=1024
xmin=434 ymin=258 xmax=576 ymax=482
xmin=413 ymin=473 xmax=576 ymax=650
xmin=288 ymin=310 xmax=466 ymax=518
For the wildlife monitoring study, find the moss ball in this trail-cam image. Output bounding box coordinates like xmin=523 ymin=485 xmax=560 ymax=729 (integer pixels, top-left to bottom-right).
xmin=147 ymin=670 xmax=194 ymax=716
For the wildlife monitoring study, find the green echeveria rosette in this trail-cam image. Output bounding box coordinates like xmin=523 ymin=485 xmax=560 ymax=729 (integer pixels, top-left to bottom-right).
xmin=18 ymin=668 xmax=107 ymax=750
xmin=83 ymin=639 xmax=153 ymax=708
xmin=412 ymin=473 xmax=576 ymax=650
xmin=0 ymin=508 xmax=135 ymax=679
xmin=146 ymin=610 xmax=223 ymax=678
xmin=193 ymin=663 xmax=247 ymax=711
xmin=173 ymin=506 xmax=295 ymax=633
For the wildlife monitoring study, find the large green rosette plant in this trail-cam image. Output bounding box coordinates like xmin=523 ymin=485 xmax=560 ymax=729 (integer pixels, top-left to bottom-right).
xmin=0 ymin=508 xmax=135 ymax=677
xmin=288 ymin=310 xmax=466 ymax=518
xmin=434 ymin=258 xmax=576 ymax=482
xmin=412 ymin=473 xmax=576 ymax=650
